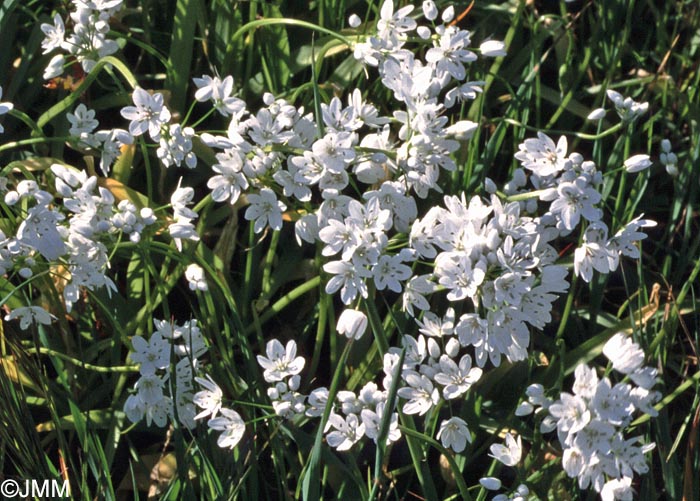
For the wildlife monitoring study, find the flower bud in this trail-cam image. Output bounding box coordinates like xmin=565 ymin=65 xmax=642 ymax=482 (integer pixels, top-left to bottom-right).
xmin=624 ymin=154 xmax=652 ymax=173
xmin=337 ymin=309 xmax=368 ymax=340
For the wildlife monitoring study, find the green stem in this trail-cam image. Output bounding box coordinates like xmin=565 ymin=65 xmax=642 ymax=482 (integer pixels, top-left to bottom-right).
xmin=25 ymin=347 xmax=139 ymax=373
xmin=494 ymin=117 xmax=623 ymax=141
xmin=612 ymin=124 xmax=632 ymax=230
xmin=243 ymin=224 xmax=255 ymax=322
xmin=244 ymin=276 xmax=321 ymax=334
xmin=362 ymin=291 xmax=390 ymax=354
xmin=230 ymin=18 xmax=352 ymax=49
xmin=261 ymin=230 xmax=280 ymax=298
xmin=0 ymin=137 xmax=70 ymax=153
xmin=188 ymin=107 xmax=216 ymax=129
xmin=555 ymin=273 xmax=578 ymax=341
xmin=8 ymin=109 xmax=44 ymax=137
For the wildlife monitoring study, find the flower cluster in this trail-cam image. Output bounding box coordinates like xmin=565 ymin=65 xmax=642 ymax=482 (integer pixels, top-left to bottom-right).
xmin=511 ymin=132 xmax=657 ymax=284
xmin=660 ymin=139 xmax=678 ymax=177
xmin=65 ymin=103 xmax=133 ymax=175
xmin=124 ymin=318 xmax=208 ymax=429
xmin=41 ymin=0 xmax=124 ymax=79
xmin=254 ymin=338 xmax=403 ymax=451
xmin=0 ymin=0 xmax=671 ymax=498
xmin=519 ymin=333 xmax=659 ymax=500
xmin=408 ymin=193 xmax=570 ymax=367
xmin=1 ymin=164 xmax=139 ymax=313
xmin=176 ymin=0 xmax=660 ymax=466
xmin=253 ymin=332 xmax=486 ymax=453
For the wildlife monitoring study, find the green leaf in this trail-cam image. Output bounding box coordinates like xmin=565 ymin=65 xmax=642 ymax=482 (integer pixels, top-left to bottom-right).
xmin=166 ymin=0 xmax=202 ymax=114
xmin=5 ymin=156 xmax=71 ymax=173
xmin=259 ymin=4 xmax=292 ymax=95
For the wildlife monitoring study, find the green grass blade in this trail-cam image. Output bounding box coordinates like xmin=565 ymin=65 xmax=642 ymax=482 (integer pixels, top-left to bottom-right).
xmin=165 ymin=0 xmax=201 ymax=113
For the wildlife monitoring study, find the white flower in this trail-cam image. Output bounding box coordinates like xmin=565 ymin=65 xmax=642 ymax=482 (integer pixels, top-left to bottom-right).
xmin=244 ymin=188 xmax=286 ymax=233
xmin=135 ymin=374 xmax=165 ymax=405
xmin=587 ymin=108 xmax=606 ymax=121
xmin=479 ymin=40 xmax=506 ymax=57
xmin=416 ymin=309 xmax=454 ymax=338
xmin=130 ymin=333 xmax=169 ymax=376
xmin=40 ymin=14 xmax=66 ymax=54
xmin=574 ymin=222 xmax=617 ymax=282
xmin=4 ymin=306 xmax=55 ymax=330
xmin=572 ymin=363 xmax=599 ymax=400
xmin=422 ymin=1 xmax=438 ymax=20
xmin=192 ymin=75 xmax=245 ymax=117
xmin=607 ymin=216 xmax=656 ymax=259
xmin=157 ymin=124 xmax=197 ymax=168
xmin=193 ymin=374 xmax=223 ymax=420
xmin=575 ymin=420 xmax=616 ymax=459
xmin=603 ymin=332 xmax=645 ymax=374
xmin=67 ymin=104 xmax=99 ymax=137
xmin=120 ymin=88 xmax=171 ymax=140
xmin=94 ymin=128 xmax=133 ymax=175
xmin=445 ymin=120 xmax=478 ymax=140
xmin=601 ymin=477 xmax=634 ymax=501
xmin=397 ymin=372 xmax=439 ymax=415
xmin=43 ymin=54 xmax=65 ymax=80
xmin=426 ymin=26 xmax=476 ymax=81
xmin=361 ymin=402 xmax=401 ymax=445
xmin=208 ymin=407 xmax=245 ymax=449
xmin=630 ymin=366 xmax=658 ymax=391
xmin=170 ymin=320 xmax=207 ymax=358
xmin=185 ymin=263 xmax=208 ymax=291
xmin=323 ymin=259 xmax=372 ymax=304
xmin=442 ymin=5 xmax=455 ymax=22
xmin=377 ymin=0 xmax=416 ymax=47
xmin=337 ymin=308 xmax=368 ymax=340
xmin=256 ymin=339 xmax=305 ymax=382
xmin=479 ymin=477 xmax=502 ymax=490
xmin=402 ymin=275 xmax=434 ymax=316
xmin=312 ymin=131 xmax=356 ymax=172
xmin=433 ymin=354 xmax=482 ymax=399
xmin=515 ymin=401 xmax=534 ymax=416
xmin=207 ymin=149 xmax=249 ymax=205
xmin=606 ymin=90 xmax=648 ymax=122
xmin=623 ymin=154 xmax=652 ymax=173
xmin=326 ymin=413 xmax=365 ymax=451
xmin=592 ymin=378 xmax=634 ymax=426
xmin=145 ymin=395 xmax=172 ymax=427
xmin=437 ymin=416 xmax=471 ymax=452
xmin=435 ymin=253 xmax=486 ymax=301
xmin=16 ymin=205 xmax=67 ymax=260
xmin=348 ymin=13 xmax=361 ymax=28
xmin=305 ymin=387 xmax=329 ymax=417
xmin=124 ymin=394 xmax=146 ymax=423
xmin=169 ymin=181 xmax=199 ymax=250
xmin=515 ymin=132 xmax=570 ymax=177
xmin=0 ymin=87 xmax=14 ymax=134
xmin=550 ymin=177 xmax=602 ymax=231
xmin=373 ymin=254 xmax=412 ymax=292
xmin=549 ymin=392 xmax=591 ymax=437
xmin=489 ymin=433 xmax=522 ymax=467
xmin=169 ymin=220 xmax=199 ymax=250
xmin=561 ymin=445 xmax=586 ymax=478
xmin=659 ymin=139 xmax=678 ymax=176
